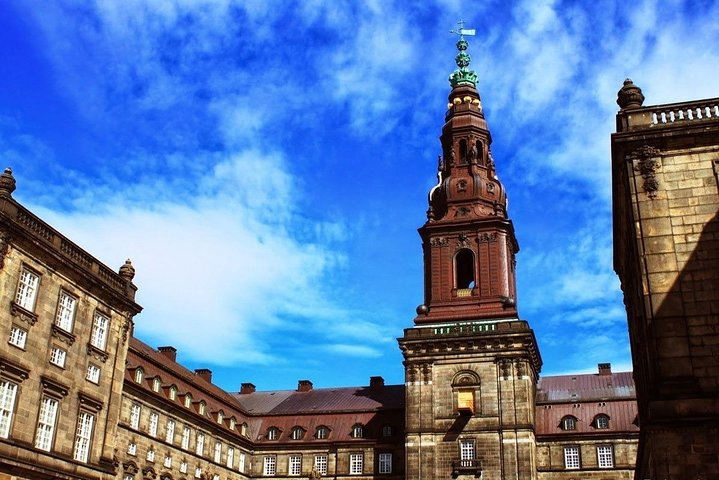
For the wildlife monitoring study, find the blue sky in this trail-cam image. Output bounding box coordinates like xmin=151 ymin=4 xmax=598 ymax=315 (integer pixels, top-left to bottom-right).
xmin=1 ymin=0 xmax=718 ymax=392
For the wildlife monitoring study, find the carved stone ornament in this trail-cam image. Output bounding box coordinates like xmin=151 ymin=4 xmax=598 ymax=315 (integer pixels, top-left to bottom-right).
xmin=629 ymin=145 xmax=662 ymax=198
xmin=478 ymin=232 xmax=497 ymax=243
xmin=515 ymin=359 xmax=527 ymax=378
xmin=429 ymin=237 xmax=448 ymax=247
xmin=406 ymin=365 xmax=418 ymax=383
xmin=421 ymin=363 xmax=432 ymax=383
xmin=455 ymin=206 xmax=470 ymax=217
xmin=457 ymin=233 xmax=471 ymax=249
xmin=0 ymin=230 xmax=10 ymax=269
xmin=123 ymin=460 xmax=139 ymax=474
xmin=10 ymin=301 xmax=38 ymax=326
xmin=457 ymin=179 xmax=467 ymax=192
xmin=122 ymin=317 xmax=133 ymax=343
xmin=499 ymin=360 xmax=512 ymax=380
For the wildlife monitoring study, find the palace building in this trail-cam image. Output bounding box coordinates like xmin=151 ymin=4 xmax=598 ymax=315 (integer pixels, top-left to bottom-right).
xmin=0 ymin=39 xmax=644 ymax=480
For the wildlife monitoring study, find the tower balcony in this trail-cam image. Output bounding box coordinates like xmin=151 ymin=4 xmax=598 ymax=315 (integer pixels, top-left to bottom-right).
xmin=452 ymin=459 xmax=482 ymax=478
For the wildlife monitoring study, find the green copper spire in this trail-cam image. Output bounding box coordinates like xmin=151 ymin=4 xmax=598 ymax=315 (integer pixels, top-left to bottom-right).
xmin=448 ymin=20 xmax=478 ymax=88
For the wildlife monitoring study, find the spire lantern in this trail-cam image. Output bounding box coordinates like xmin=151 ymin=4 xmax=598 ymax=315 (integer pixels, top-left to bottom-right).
xmin=449 ymin=20 xmax=478 ymax=88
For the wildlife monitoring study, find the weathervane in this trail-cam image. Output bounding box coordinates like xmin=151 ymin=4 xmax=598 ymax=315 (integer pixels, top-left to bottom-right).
xmin=448 ymin=20 xmax=478 ymax=88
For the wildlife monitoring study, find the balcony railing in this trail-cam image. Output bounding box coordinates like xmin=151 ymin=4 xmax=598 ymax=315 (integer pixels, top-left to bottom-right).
xmin=452 ymin=459 xmax=482 ymax=477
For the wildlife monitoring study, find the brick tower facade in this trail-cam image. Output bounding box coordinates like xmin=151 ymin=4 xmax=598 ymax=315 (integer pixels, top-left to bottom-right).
xmin=398 ymin=35 xmax=542 ymax=480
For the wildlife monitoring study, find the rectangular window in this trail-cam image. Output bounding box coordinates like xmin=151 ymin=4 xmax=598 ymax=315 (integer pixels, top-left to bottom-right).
xmin=196 ymin=432 xmax=205 ymax=456
xmin=460 ymin=440 xmax=475 ymax=465
xmin=0 ymin=380 xmax=18 ymax=438
xmin=239 ymin=452 xmax=246 ymax=473
xmin=195 ymin=466 xmax=202 ymax=478
xmin=130 ymin=404 xmax=141 ymax=429
xmin=73 ymin=411 xmax=94 ymax=463
xmin=55 ymin=291 xmax=76 ymax=332
xmin=90 ymin=313 xmax=109 ymax=350
xmin=35 ymin=396 xmax=59 ymax=451
xmin=165 ymin=419 xmax=175 ymax=443
xmin=86 ymin=364 xmax=101 ymax=384
xmin=182 ymin=426 xmax=191 ymax=449
xmin=8 ymin=325 xmax=27 ymax=349
xmin=128 ymin=442 xmax=137 ymax=455
xmin=164 ymin=455 xmax=172 ymax=468
xmin=180 ymin=461 xmax=188 ymax=474
xmin=314 ymin=455 xmax=328 ymax=476
xmin=289 ymin=455 xmax=302 ymax=476
xmin=349 ymin=453 xmax=363 ymax=475
xmin=227 ymin=447 xmax=234 ymax=468
xmin=214 ymin=441 xmax=222 ymax=463
xmin=263 ymin=456 xmax=276 ymax=476
xmin=564 ymin=446 xmax=580 ymax=469
xmin=597 ymin=445 xmax=614 ymax=468
xmin=49 ymin=346 xmax=67 ymax=368
xmin=148 ymin=412 xmax=159 ymax=437
xmin=15 ymin=268 xmax=39 ymax=311
xmin=147 ymin=449 xmax=155 ymax=462
xmin=379 ymin=453 xmax=392 ymax=474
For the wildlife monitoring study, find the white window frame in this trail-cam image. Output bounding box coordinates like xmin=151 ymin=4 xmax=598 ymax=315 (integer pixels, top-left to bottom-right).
xmin=180 ymin=461 xmax=188 ymax=474
xmin=0 ymin=380 xmax=18 ymax=439
xmin=195 ymin=466 xmax=202 ymax=478
xmin=460 ymin=440 xmax=475 ymax=463
xmin=15 ymin=268 xmax=39 ymax=311
xmin=227 ymin=447 xmax=234 ymax=468
xmin=8 ymin=325 xmax=27 ymax=349
xmin=291 ymin=427 xmax=304 ymax=440
xmin=147 ymin=448 xmax=155 ymax=462
xmin=169 ymin=386 xmax=177 ymax=400
xmin=35 ymin=396 xmax=59 ymax=451
xmin=263 ymin=456 xmax=277 ymax=476
xmin=596 ymin=415 xmax=609 ymax=429
xmin=316 ymin=426 xmax=328 ymax=439
xmin=597 ymin=445 xmax=614 ymax=468
xmin=165 ymin=418 xmax=175 ymax=443
xmin=214 ymin=441 xmax=222 ymax=463
xmin=564 ymin=446 xmax=580 ymax=469
xmin=266 ymin=427 xmax=278 ymax=440
xmin=289 ymin=455 xmax=302 ymax=476
xmin=152 ymin=377 xmax=161 ymax=392
xmin=239 ymin=452 xmax=246 ymax=472
xmin=73 ymin=411 xmax=94 ymax=463
xmin=184 ymin=394 xmax=192 ymax=408
xmin=349 ymin=453 xmax=363 ymax=475
xmin=351 ymin=424 xmax=363 ymax=438
xmin=148 ymin=412 xmax=159 ymax=437
xmin=314 ymin=455 xmax=328 ymax=475
xmin=134 ymin=368 xmax=144 ymax=383
xmin=55 ymin=291 xmax=76 ymax=332
xmin=379 ymin=452 xmax=392 ymax=474
xmin=182 ymin=426 xmax=191 ymax=449
xmin=86 ymin=364 xmax=101 ymax=384
xmin=90 ymin=312 xmax=109 ymax=350
xmin=49 ymin=346 xmax=66 ymax=368
xmin=164 ymin=454 xmax=172 ymax=468
xmin=130 ymin=404 xmax=141 ymax=429
xmin=127 ymin=442 xmax=137 ymax=455
xmin=196 ymin=432 xmax=205 ymax=456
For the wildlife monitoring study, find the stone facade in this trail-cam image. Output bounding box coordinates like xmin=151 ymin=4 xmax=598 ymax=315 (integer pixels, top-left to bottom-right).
xmin=612 ymin=80 xmax=719 ymax=479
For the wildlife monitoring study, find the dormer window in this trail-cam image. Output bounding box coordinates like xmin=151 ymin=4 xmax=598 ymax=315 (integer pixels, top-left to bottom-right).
xmin=351 ymin=424 xmax=363 ymax=438
xmin=594 ymin=414 xmax=610 ymax=429
xmin=169 ymin=385 xmax=177 ymax=401
xmin=382 ymin=425 xmax=393 ymax=437
xmin=134 ymin=368 xmax=144 ymax=384
xmin=240 ymin=423 xmax=248 ymax=437
xmin=266 ymin=427 xmax=279 ymax=440
xmin=229 ymin=417 xmax=236 ymax=430
xmin=561 ymin=416 xmax=577 ymax=431
xmin=198 ymin=401 xmax=206 ymax=415
xmin=152 ymin=377 xmax=161 ymax=392
xmin=184 ymin=393 xmax=192 ymax=408
xmin=316 ymin=426 xmax=329 ymax=439
xmin=290 ymin=427 xmax=305 ymax=440
xmin=217 ymin=411 xmax=224 ymax=424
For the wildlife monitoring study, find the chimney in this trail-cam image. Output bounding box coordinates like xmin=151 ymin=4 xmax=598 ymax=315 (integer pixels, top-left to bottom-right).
xmin=370 ymin=376 xmax=384 ymax=389
xmin=195 ymin=368 xmax=212 ymax=383
xmin=240 ymin=383 xmax=256 ymax=394
xmin=598 ymin=363 xmax=612 ymax=376
xmin=298 ymin=380 xmax=313 ymax=392
xmin=157 ymin=346 xmax=177 ymax=362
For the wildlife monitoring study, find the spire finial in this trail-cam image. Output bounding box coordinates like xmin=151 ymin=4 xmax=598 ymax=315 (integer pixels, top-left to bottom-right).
xmin=449 ymin=20 xmax=478 ymax=88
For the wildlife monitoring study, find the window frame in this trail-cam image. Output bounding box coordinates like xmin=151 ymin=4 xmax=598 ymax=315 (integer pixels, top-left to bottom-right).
xmin=15 ymin=267 xmax=39 ymax=312
xmin=288 ymin=455 xmax=302 ymax=476
xmin=291 ymin=426 xmax=305 ymax=440
xmin=35 ymin=396 xmax=59 ymax=452
xmin=8 ymin=325 xmax=27 ymax=349
xmin=263 ymin=455 xmax=277 ymax=476
xmin=561 ymin=415 xmax=577 ymax=431
xmin=597 ymin=444 xmax=614 ymax=468
xmin=378 ymin=452 xmax=392 ymax=474
xmin=181 ymin=425 xmax=191 ymax=449
xmin=314 ymin=454 xmax=328 ymax=476
xmin=266 ymin=427 xmax=279 ymax=440
xmin=49 ymin=346 xmax=67 ymax=368
xmin=129 ymin=403 xmax=141 ymax=429
xmin=148 ymin=411 xmax=159 ymax=437
xmin=563 ymin=445 xmax=581 ymax=469
xmin=214 ymin=441 xmax=222 ymax=463
xmin=349 ymin=452 xmax=363 ymax=475
xmin=0 ymin=379 xmax=18 ymax=439
xmin=54 ymin=291 xmax=77 ymax=333
xmin=86 ymin=364 xmax=101 ymax=384
xmin=594 ymin=414 xmax=610 ymax=429
xmin=196 ymin=432 xmax=205 ymax=456
xmin=90 ymin=312 xmax=109 ymax=350
xmin=459 ymin=439 xmax=475 ymax=465
xmin=165 ymin=418 xmax=175 ymax=443
xmin=351 ymin=424 xmax=363 ymax=438
xmin=72 ymin=410 xmax=95 ymax=463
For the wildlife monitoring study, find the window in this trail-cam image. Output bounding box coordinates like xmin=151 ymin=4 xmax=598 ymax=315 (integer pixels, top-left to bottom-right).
xmin=564 ymin=446 xmax=580 ymax=469
xmin=180 ymin=461 xmax=188 ymax=474
xmin=165 ymin=419 xmax=175 ymax=443
xmin=128 ymin=442 xmax=137 ymax=455
xmin=35 ymin=396 xmax=59 ymax=451
xmin=147 ymin=448 xmax=155 ymax=462
xmin=164 ymin=454 xmax=172 ymax=468
xmin=148 ymin=412 xmax=159 ymax=437
xmin=196 ymin=432 xmax=205 ymax=455
xmin=227 ymin=447 xmax=234 ymax=468
xmin=152 ymin=377 xmax=161 ymax=392
xmin=240 ymin=422 xmax=248 ymax=436
xmin=195 ymin=466 xmax=202 ymax=478
xmin=130 ymin=404 xmax=141 ymax=429
xmin=561 ymin=415 xmax=577 ymax=431
xmin=314 ymin=455 xmax=327 ymax=475
xmin=460 ymin=440 xmax=475 ymax=466
xmin=90 ymin=313 xmax=109 ymax=350
xmin=229 ymin=417 xmax=236 ymax=430
xmin=595 ymin=414 xmax=610 ymax=429
xmin=212 ymin=475 xmax=220 ymax=480
xmin=8 ymin=325 xmax=27 ymax=349
xmin=73 ymin=411 xmax=94 ymax=462
xmin=316 ymin=426 xmax=328 ymax=439
xmin=86 ymin=364 xmax=100 ymax=384
xmin=0 ymin=380 xmax=18 ymax=438
xmin=291 ymin=426 xmax=304 ymax=440
xmin=351 ymin=424 xmax=363 ymax=438
xmin=181 ymin=426 xmax=191 ymax=449
xmin=15 ymin=268 xmax=39 ymax=311
xmin=263 ymin=456 xmax=277 ymax=476
xmin=379 ymin=453 xmax=392 ymax=474
xmin=455 ymin=249 xmax=475 ymax=289
xmin=134 ymin=368 xmax=144 ymax=384
xmin=289 ymin=455 xmax=302 ymax=476
xmin=49 ymin=346 xmax=66 ymax=368
xmin=217 ymin=411 xmax=224 ymax=424
xmin=169 ymin=386 xmax=177 ymax=401
xmin=198 ymin=401 xmax=206 ymax=415
xmin=382 ymin=425 xmax=392 ymax=437
xmin=349 ymin=453 xmax=363 ymax=475
xmin=239 ymin=452 xmax=246 ymax=472
xmin=55 ymin=292 xmax=76 ymax=332
xmin=597 ymin=445 xmax=614 ymax=468
xmin=184 ymin=393 xmax=192 ymax=408
xmin=266 ymin=427 xmax=279 ymax=440
xmin=214 ymin=441 xmax=222 ymax=463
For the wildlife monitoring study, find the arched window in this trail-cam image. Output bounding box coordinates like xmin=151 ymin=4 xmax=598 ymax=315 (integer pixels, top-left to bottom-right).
xmin=315 ymin=426 xmax=329 ymax=439
xmin=594 ymin=414 xmax=610 ymax=429
xmin=475 ymin=140 xmax=483 ymax=165
xmin=351 ymin=424 xmax=363 ymax=438
xmin=168 ymin=385 xmax=177 ymax=401
xmin=198 ymin=401 xmax=206 ymax=415
xmin=184 ymin=394 xmax=192 ymax=408
xmin=152 ymin=377 xmax=161 ymax=392
xmin=561 ymin=415 xmax=577 ymax=431
xmin=459 ymin=139 xmax=468 ymax=164
xmin=217 ymin=411 xmax=224 ymax=424
xmin=134 ymin=368 xmax=144 ymax=384
xmin=290 ymin=427 xmax=305 ymax=440
xmin=240 ymin=423 xmax=248 ymax=437
xmin=455 ymin=249 xmax=475 ymax=289
xmin=229 ymin=417 xmax=236 ymax=430
xmin=452 ymin=371 xmax=481 ymax=415
xmin=266 ymin=427 xmax=279 ymax=440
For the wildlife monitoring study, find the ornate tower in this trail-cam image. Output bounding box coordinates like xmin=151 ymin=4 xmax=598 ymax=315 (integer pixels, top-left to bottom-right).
xmin=399 ymin=30 xmax=542 ymax=480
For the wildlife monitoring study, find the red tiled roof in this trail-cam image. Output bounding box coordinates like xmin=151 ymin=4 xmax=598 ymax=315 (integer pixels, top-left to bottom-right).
xmin=536 ymin=371 xmax=635 ymax=403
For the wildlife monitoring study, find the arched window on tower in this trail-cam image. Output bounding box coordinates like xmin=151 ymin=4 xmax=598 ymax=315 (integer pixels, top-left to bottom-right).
xmin=455 ymin=249 xmax=475 ymax=295
xmin=475 ymin=140 xmax=484 ymax=165
xmin=452 ymin=371 xmax=481 ymax=415
xmin=459 ymin=140 xmax=468 ymax=164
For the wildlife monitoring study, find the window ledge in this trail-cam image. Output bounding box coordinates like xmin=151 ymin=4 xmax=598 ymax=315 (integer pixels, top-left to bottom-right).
xmin=10 ymin=302 xmax=37 ymax=326
xmin=51 ymin=324 xmax=76 ymax=346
